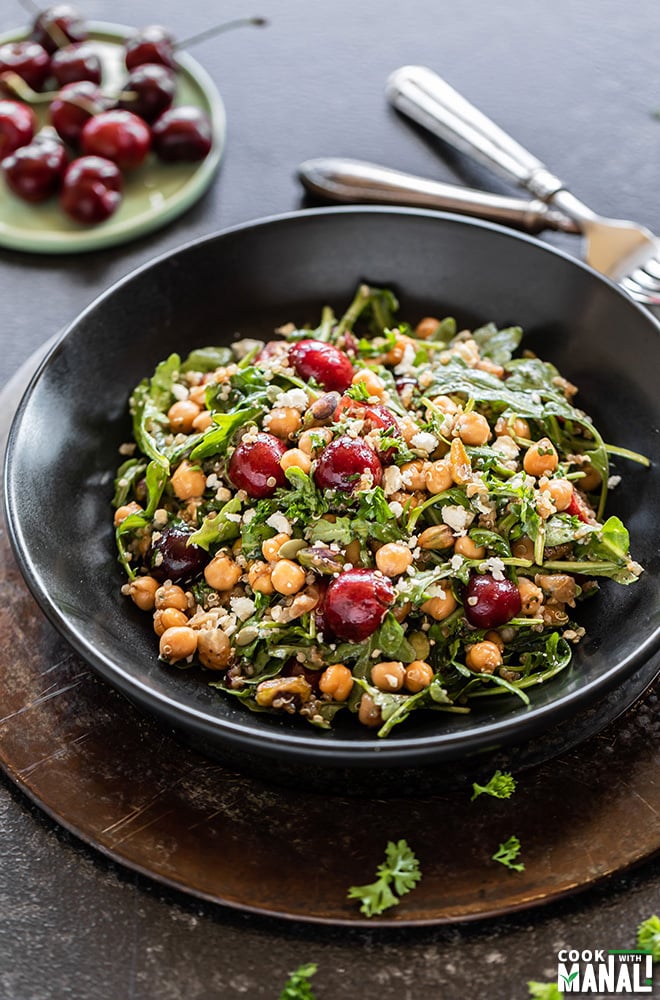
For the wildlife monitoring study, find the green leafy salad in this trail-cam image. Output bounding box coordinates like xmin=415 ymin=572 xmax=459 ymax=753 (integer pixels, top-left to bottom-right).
xmin=113 ymin=284 xmax=646 ymax=737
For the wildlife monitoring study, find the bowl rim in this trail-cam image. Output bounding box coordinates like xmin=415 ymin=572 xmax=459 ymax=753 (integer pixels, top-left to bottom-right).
xmin=5 ymin=205 xmax=660 ymax=767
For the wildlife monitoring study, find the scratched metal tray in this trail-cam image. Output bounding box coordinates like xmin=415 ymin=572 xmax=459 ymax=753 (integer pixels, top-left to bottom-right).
xmin=0 ymin=350 xmax=659 ymax=925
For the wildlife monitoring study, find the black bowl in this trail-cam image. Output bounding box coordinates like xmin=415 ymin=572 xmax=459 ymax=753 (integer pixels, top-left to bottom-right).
xmin=4 ymin=207 xmax=660 ymax=792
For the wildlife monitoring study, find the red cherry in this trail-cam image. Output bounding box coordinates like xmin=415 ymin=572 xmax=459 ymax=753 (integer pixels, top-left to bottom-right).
xmin=60 ymin=155 xmax=122 ymax=223
xmin=49 ymin=80 xmax=108 ymax=146
xmin=51 ymin=42 xmax=102 ymax=86
xmin=118 ymin=64 xmax=177 ymax=124
xmin=464 ymin=573 xmax=522 ymax=629
xmin=0 ymin=100 xmax=37 ymax=158
xmin=3 ymin=137 xmax=68 ymax=203
xmin=0 ymin=41 xmax=51 ymax=94
xmin=81 ymin=110 xmax=151 ymax=170
xmin=323 ymin=568 xmax=395 ymax=641
xmin=228 ymin=432 xmax=287 ymax=498
xmin=31 ymin=5 xmax=88 ymax=55
xmin=289 ymin=340 xmax=355 ymax=392
xmin=566 ymin=488 xmax=595 ymax=524
xmin=124 ymin=25 xmax=176 ymax=71
xmin=314 ymin=436 xmax=382 ymax=492
xmin=151 ymin=106 xmax=213 ymax=163
xmin=149 ymin=522 xmax=208 ymax=583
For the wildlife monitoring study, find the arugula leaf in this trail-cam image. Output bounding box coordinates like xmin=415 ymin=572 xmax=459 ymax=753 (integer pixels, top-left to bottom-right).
xmin=375 ymin=613 xmax=418 ymax=663
xmin=426 ymin=316 xmax=457 ymax=344
xmin=471 ymin=770 xmax=517 ymax=801
xmin=188 ymin=496 xmax=242 ymax=550
xmin=278 ymin=963 xmax=318 ymax=1000
xmin=190 ymin=407 xmax=262 ymax=461
xmin=181 ymin=346 xmax=233 ymax=373
xmin=637 ymin=914 xmax=660 ymax=961
xmin=112 ymin=458 xmax=146 ymax=508
xmin=472 ymin=323 xmax=523 ymax=365
xmin=347 ymin=839 xmax=421 ymax=916
xmin=492 ymin=835 xmax=525 ymax=872
xmin=277 ymin=467 xmax=328 ymax=522
xmin=130 ymin=353 xmax=180 ymax=465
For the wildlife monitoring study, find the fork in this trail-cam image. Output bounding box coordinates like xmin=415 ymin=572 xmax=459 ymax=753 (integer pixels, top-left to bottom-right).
xmin=385 ymin=65 xmax=660 ymax=306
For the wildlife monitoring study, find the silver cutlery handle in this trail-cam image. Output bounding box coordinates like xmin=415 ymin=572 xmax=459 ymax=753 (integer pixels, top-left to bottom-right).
xmin=386 ymin=65 xmax=566 ymax=202
xmin=298 ymin=157 xmax=580 ymax=235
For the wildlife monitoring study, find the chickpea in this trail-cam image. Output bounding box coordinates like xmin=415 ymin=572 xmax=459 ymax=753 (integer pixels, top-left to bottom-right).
xmin=271 ymin=559 xmax=306 ymax=595
xmin=298 ymin=427 xmax=332 ymax=456
xmin=351 ymin=369 xmax=386 ymax=398
xmin=431 ymin=395 xmax=459 ymax=416
xmin=398 ymin=415 xmax=421 ymax=443
xmin=455 ymin=411 xmax=491 ymax=447
xmin=159 ymin=626 xmax=198 ymax=663
xmin=155 ymin=583 xmax=189 ymax=612
xmin=266 ymin=406 xmax=302 ymax=439
xmin=454 ymin=535 xmax=486 ymax=559
xmin=247 ymin=561 xmax=274 ymax=595
xmin=371 ymin=661 xmax=405 ymax=691
xmin=579 ymin=464 xmax=602 ymax=492
xmin=197 ymin=629 xmax=231 ymax=670
xmin=542 ymin=477 xmax=573 ymax=511
xmin=153 ymin=607 xmax=189 ymax=636
xmin=512 ymin=536 xmax=534 ymax=560
xmin=401 ymin=459 xmax=430 ymax=491
xmin=518 ymin=577 xmax=544 ymax=616
xmin=126 ymin=575 xmax=158 ymax=611
xmin=484 ymin=630 xmax=505 ymax=651
xmin=358 ymin=693 xmax=382 ymax=728
xmin=404 ymin=660 xmax=434 ymax=693
xmin=280 ymin=448 xmax=312 ymax=474
xmin=204 ymin=554 xmax=242 ymax=591
xmin=421 ymin=583 xmax=457 ymax=621
xmin=391 ymin=601 xmax=412 ymax=623
xmin=188 ymin=384 xmax=207 ymax=406
xmin=382 ymin=335 xmax=410 ymax=366
xmin=375 ymin=542 xmax=413 ymax=577
xmin=171 ymin=460 xmax=206 ymax=500
xmin=495 ymin=415 xmax=530 ymax=440
xmin=418 ymin=524 xmax=454 ymax=550
xmin=262 ymin=532 xmax=290 ymax=563
xmin=319 ymin=663 xmax=354 ymax=701
xmin=523 ymin=437 xmax=559 ymax=477
xmin=425 ymin=459 xmax=453 ymax=495
xmin=465 ymin=640 xmax=503 ymax=674
xmin=167 ymin=398 xmax=201 ymax=433
xmin=414 ymin=316 xmax=442 ymax=339
xmin=114 ymin=501 xmax=142 ymax=526
xmin=192 ymin=409 xmax=214 ymax=432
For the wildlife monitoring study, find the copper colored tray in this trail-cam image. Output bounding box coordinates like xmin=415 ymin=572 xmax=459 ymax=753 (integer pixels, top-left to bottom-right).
xmin=1 ymin=349 xmax=659 ymax=926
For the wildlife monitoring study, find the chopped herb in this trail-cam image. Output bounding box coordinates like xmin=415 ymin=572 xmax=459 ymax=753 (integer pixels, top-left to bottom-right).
xmin=471 ymin=770 xmax=517 ymax=801
xmin=637 ymin=914 xmax=660 ymax=961
xmin=347 ymin=839 xmax=421 ymax=917
xmin=278 ymin=963 xmax=318 ymax=1000
xmin=492 ymin=835 xmax=525 ymax=872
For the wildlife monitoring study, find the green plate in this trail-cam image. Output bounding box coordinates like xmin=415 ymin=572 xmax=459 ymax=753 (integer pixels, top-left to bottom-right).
xmin=0 ymin=22 xmax=226 ymax=253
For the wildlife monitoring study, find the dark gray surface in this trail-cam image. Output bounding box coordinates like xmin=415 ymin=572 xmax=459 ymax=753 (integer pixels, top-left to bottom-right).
xmin=1 ymin=1 xmax=659 ymax=997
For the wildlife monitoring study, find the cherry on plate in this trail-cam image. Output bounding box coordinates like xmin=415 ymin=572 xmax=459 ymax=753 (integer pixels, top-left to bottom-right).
xmin=314 ymin=436 xmax=382 ymax=492
xmin=3 ymin=137 xmax=68 ymax=203
xmin=81 ymin=109 xmax=151 ymax=170
xmin=31 ymin=4 xmax=88 ymax=55
xmin=151 ymin=106 xmax=213 ymax=163
xmin=148 ymin=522 xmax=208 ymax=583
xmin=0 ymin=100 xmax=37 ymax=159
xmin=288 ymin=340 xmax=354 ymax=393
xmin=464 ymin=572 xmax=522 ymax=629
xmin=124 ymin=25 xmax=176 ymax=71
xmin=60 ymin=155 xmax=122 ymax=223
xmin=228 ymin=432 xmax=287 ymax=498
xmin=0 ymin=41 xmax=51 ymax=94
xmin=51 ymin=42 xmax=102 ymax=86
xmin=323 ymin=568 xmax=395 ymax=641
xmin=118 ymin=64 xmax=176 ymax=124
xmin=49 ymin=80 xmax=108 ymax=146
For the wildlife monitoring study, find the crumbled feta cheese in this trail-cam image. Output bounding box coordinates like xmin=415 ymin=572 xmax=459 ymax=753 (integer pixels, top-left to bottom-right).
xmin=242 ymin=507 xmax=257 ymax=524
xmin=441 ymin=505 xmax=474 ymax=535
xmin=410 ymin=431 xmax=439 ymax=455
xmin=394 ymin=343 xmax=417 ymax=375
xmin=225 ymin=512 xmax=242 ymax=523
xmin=273 ymin=387 xmax=309 ymax=410
xmin=383 ymin=465 xmax=403 ymax=496
xmin=231 ymin=597 xmax=256 ymax=621
xmin=388 ymin=500 xmax=404 ymax=518
xmin=171 ymin=382 xmax=188 ymax=401
xmin=491 ymin=434 xmax=520 ymax=461
xmin=266 ymin=512 xmax=292 ymax=535
xmin=607 ymin=475 xmax=622 ymax=489
xmin=481 ymin=556 xmax=506 ymax=581
xmin=450 ymin=554 xmax=465 ymax=572
xmin=206 ymin=473 xmax=220 ymax=490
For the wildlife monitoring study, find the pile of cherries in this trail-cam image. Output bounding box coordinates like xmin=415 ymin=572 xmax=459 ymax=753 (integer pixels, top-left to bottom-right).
xmin=0 ymin=4 xmax=213 ymax=224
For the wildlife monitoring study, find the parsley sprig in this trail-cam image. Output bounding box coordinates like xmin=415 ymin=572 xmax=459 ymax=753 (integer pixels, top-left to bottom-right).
xmin=492 ymin=835 xmax=525 ymax=872
xmin=278 ymin=963 xmax=318 ymax=1000
xmin=471 ymin=769 xmax=517 ymax=801
xmin=347 ymin=839 xmax=421 ymax=917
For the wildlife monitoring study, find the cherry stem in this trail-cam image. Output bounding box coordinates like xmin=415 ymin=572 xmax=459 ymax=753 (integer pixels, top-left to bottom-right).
xmin=174 ymin=16 xmax=268 ymax=51
xmin=0 ymin=70 xmax=52 ymax=102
